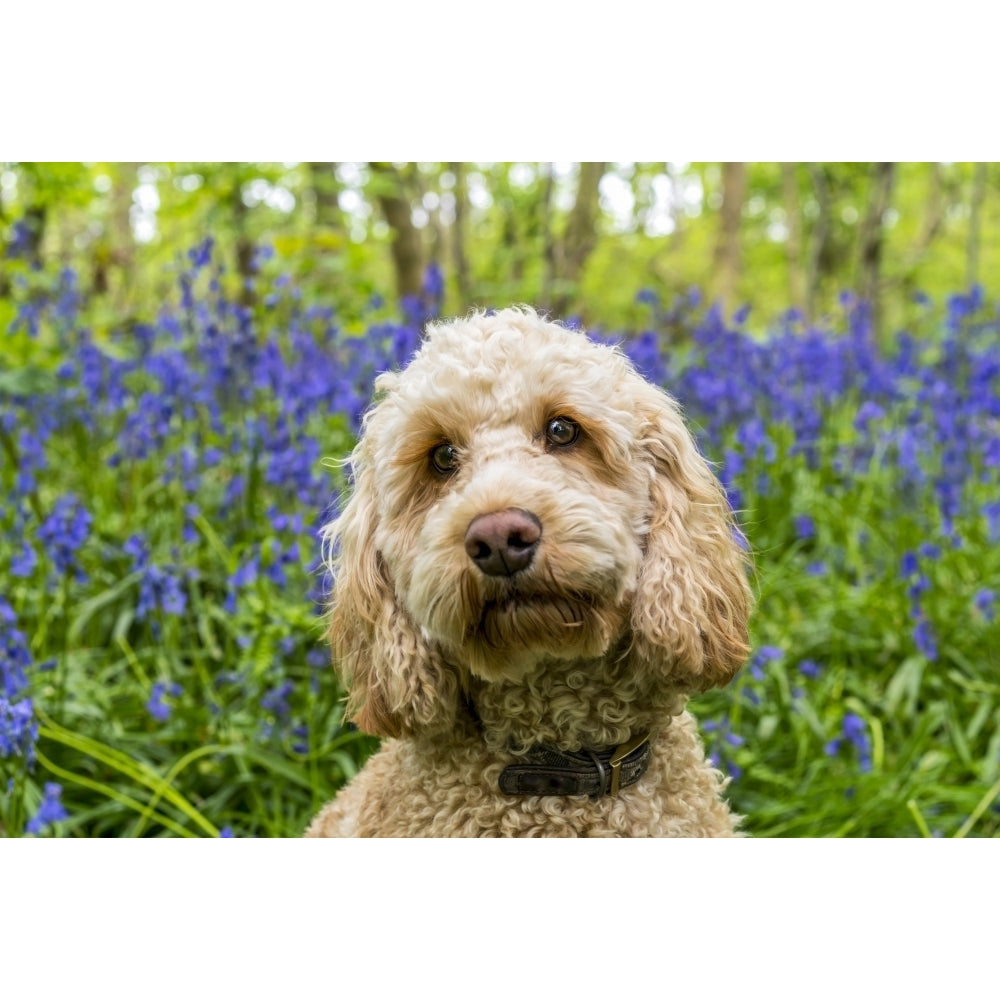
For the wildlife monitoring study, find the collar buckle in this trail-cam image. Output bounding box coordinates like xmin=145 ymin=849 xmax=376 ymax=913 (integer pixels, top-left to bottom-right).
xmin=608 ymin=733 xmax=651 ymax=797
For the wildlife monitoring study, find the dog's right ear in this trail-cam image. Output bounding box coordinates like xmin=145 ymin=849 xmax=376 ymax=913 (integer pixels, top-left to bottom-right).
xmin=323 ymin=433 xmax=458 ymax=739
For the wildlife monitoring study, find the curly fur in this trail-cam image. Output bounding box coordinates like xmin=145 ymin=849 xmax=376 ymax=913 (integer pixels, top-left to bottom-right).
xmin=305 ymin=308 xmax=752 ymax=837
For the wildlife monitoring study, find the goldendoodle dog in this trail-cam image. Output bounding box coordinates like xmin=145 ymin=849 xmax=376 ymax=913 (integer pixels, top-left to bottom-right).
xmin=306 ymin=307 xmax=752 ymax=837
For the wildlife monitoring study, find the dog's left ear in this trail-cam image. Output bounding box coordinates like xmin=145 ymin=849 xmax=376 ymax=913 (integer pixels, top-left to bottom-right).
xmin=323 ymin=413 xmax=459 ymax=739
xmin=628 ymin=380 xmax=752 ymax=692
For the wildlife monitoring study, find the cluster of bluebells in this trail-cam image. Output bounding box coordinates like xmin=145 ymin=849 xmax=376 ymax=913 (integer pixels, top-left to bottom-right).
xmin=3 ymin=223 xmax=999 ymax=830
xmin=825 ymin=712 xmax=874 ymax=773
xmin=0 ymin=596 xmax=67 ymax=833
xmin=623 ymin=287 xmax=1000 ymax=665
xmin=625 ymin=292 xmax=1000 ymax=532
xmin=1 ymin=237 xmax=444 ymax=832
xmin=900 ymin=547 xmax=941 ymax=661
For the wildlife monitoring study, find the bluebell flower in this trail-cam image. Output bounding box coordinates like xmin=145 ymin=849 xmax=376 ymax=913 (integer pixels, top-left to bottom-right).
xmin=1 ymin=598 xmax=33 ymax=699
xmin=422 ymin=261 xmax=444 ymax=304
xmin=291 ymin=723 xmax=310 ymax=754
xmin=853 ymin=400 xmax=885 ymax=432
xmin=5 ymin=218 xmax=38 ymax=259
xmin=225 ymin=553 xmax=260 ymax=613
xmin=826 ymin=712 xmax=873 ymax=772
xmin=261 ymin=680 xmax=294 ymax=722
xmin=749 ymin=645 xmax=783 ymax=680
xmin=126 ymin=535 xmax=188 ymax=621
xmin=146 ymin=681 xmax=182 ymax=722
xmin=798 ymin=659 xmax=822 ymax=679
xmin=36 ymin=494 xmax=92 ymax=581
xmin=794 ymin=515 xmax=816 ymax=540
xmin=25 ymin=783 xmax=69 ymax=834
xmin=974 ymin=589 xmax=996 ymax=622
xmin=10 ymin=543 xmax=38 ymax=578
xmin=187 ymin=237 xmax=215 ymax=269
xmin=702 ymin=718 xmax=744 ymax=780
xmin=912 ymin=616 xmax=939 ymax=661
xmin=0 ymin=696 xmax=38 ymax=761
xmin=983 ymin=500 xmax=1000 ymax=543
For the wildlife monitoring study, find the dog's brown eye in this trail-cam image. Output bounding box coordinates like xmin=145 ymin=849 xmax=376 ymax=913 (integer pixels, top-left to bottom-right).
xmin=430 ymin=442 xmax=459 ymax=474
xmin=545 ymin=417 xmax=579 ymax=448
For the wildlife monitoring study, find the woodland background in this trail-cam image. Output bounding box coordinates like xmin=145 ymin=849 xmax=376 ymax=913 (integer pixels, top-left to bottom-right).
xmin=3 ymin=162 xmax=997 ymax=336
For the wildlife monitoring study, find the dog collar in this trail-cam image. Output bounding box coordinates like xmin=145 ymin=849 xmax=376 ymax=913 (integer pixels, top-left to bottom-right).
xmin=498 ymin=732 xmax=652 ymax=798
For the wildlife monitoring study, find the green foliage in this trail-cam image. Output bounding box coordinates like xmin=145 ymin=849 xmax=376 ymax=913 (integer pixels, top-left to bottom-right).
xmin=2 ymin=164 xmax=999 ymax=838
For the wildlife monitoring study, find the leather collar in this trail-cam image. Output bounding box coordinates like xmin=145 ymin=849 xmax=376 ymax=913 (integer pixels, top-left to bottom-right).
xmin=499 ymin=733 xmax=652 ymax=798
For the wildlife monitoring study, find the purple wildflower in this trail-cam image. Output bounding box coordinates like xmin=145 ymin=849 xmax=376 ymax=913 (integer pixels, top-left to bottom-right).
xmin=798 ymin=659 xmax=822 ymax=679
xmin=25 ymin=783 xmax=69 ymax=834
xmin=0 ymin=696 xmax=38 ymax=761
xmin=36 ymin=494 xmax=92 ymax=581
xmin=794 ymin=515 xmax=816 ymax=540
xmin=146 ymin=681 xmax=182 ymax=722
xmin=974 ymin=589 xmax=996 ymax=622
xmin=749 ymin=645 xmax=783 ymax=680
xmin=261 ymin=680 xmax=294 ymax=722
xmin=825 ymin=711 xmax=873 ymax=772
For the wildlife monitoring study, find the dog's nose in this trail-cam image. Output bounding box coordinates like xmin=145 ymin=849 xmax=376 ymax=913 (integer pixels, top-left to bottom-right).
xmin=464 ymin=508 xmax=542 ymax=577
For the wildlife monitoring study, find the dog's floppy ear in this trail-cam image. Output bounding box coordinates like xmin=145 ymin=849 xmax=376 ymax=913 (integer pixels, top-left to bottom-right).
xmin=323 ymin=432 xmax=459 ymax=738
xmin=628 ymin=380 xmax=752 ymax=692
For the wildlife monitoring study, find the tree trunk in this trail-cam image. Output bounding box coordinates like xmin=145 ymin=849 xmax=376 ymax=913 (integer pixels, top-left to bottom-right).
xmin=307 ymin=162 xmax=344 ymax=233
xmin=856 ymin=162 xmax=895 ymax=330
xmin=370 ymin=162 xmax=424 ymax=300
xmin=806 ymin=163 xmax=832 ymax=319
xmin=540 ymin=163 xmax=556 ymax=308
xmin=552 ymin=161 xmax=605 ymax=314
xmin=780 ymin=163 xmax=807 ymax=312
xmin=231 ymin=177 xmax=256 ymax=307
xmin=92 ymin=162 xmax=137 ymax=301
xmin=712 ymin=162 xmax=746 ymax=309
xmin=449 ymin=162 xmax=471 ymax=307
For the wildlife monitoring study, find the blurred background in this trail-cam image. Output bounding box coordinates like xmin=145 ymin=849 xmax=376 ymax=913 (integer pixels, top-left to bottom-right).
xmin=2 ymin=161 xmax=996 ymax=333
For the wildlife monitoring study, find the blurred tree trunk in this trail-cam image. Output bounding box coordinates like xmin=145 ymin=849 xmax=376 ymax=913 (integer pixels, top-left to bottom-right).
xmin=806 ymin=163 xmax=832 ymax=319
xmin=93 ymin=162 xmax=137 ymax=300
xmin=370 ymin=162 xmax=424 ymax=300
xmin=712 ymin=162 xmax=746 ymax=308
xmin=781 ymin=163 xmax=807 ymax=312
xmin=307 ymin=162 xmax=345 ymax=234
xmin=540 ymin=163 xmax=556 ymax=307
xmin=231 ymin=178 xmax=256 ymax=307
xmin=450 ymin=163 xmax=471 ymax=307
xmin=21 ymin=204 xmax=47 ymax=268
xmin=967 ymin=162 xmax=988 ymax=288
xmin=551 ymin=161 xmax=605 ymax=314
xmin=857 ymin=162 xmax=895 ymax=329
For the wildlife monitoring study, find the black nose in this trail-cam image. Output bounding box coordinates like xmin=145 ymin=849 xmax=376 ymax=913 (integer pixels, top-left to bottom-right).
xmin=464 ymin=508 xmax=542 ymax=577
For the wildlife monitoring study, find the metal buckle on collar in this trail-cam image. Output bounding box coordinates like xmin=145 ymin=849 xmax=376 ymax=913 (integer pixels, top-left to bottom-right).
xmin=608 ymin=732 xmax=651 ymax=797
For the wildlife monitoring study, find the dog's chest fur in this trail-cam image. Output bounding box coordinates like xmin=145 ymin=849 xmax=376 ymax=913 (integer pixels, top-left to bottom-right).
xmin=304 ymin=711 xmax=739 ymax=838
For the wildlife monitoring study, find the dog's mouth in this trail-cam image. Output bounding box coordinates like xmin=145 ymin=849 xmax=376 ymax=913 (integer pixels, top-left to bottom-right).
xmin=473 ymin=591 xmax=593 ymax=650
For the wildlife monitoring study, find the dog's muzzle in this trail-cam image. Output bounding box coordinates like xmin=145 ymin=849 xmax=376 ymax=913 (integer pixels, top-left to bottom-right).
xmin=498 ymin=733 xmax=651 ymax=798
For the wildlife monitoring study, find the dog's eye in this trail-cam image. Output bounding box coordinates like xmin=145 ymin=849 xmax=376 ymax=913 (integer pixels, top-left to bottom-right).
xmin=545 ymin=417 xmax=579 ymax=448
xmin=430 ymin=442 xmax=459 ymax=474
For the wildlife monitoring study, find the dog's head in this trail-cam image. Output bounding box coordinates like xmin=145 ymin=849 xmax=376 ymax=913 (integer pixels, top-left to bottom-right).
xmin=323 ymin=309 xmax=752 ymax=737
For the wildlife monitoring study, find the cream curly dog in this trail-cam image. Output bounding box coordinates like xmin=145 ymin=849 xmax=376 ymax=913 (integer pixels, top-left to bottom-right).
xmin=306 ymin=308 xmax=752 ymax=837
